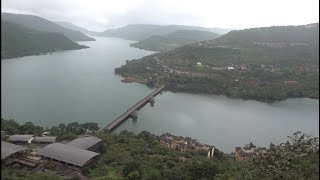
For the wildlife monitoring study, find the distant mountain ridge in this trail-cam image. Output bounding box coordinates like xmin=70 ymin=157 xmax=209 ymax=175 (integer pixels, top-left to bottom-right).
xmin=130 ymin=30 xmax=221 ymax=52
xmin=210 ymin=23 xmax=319 ymax=47
xmin=99 ymin=24 xmax=232 ymax=41
xmin=1 ymin=21 xmax=88 ymax=59
xmin=55 ymin=21 xmax=99 ymax=36
xmin=2 ymin=13 xmax=95 ymax=41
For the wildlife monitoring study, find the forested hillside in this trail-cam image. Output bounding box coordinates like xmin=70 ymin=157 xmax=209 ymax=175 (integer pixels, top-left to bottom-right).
xmin=130 ymin=30 xmax=220 ymax=52
xmin=115 ymin=23 xmax=319 ymax=102
xmin=1 ymin=21 xmax=88 ymax=59
xmin=2 ymin=13 xmax=95 ymax=41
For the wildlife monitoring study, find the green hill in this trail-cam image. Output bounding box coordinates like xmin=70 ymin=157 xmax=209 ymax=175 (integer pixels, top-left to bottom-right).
xmin=115 ymin=23 xmax=319 ymax=102
xmin=2 ymin=13 xmax=95 ymax=41
xmin=1 ymin=21 xmax=88 ymax=59
xmin=130 ymin=30 xmax=221 ymax=52
xmin=100 ymin=24 xmax=230 ymax=41
xmin=211 ymin=23 xmax=319 ymax=47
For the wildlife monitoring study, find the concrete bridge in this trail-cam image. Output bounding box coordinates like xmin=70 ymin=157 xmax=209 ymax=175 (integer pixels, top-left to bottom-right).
xmin=100 ymin=85 xmax=165 ymax=132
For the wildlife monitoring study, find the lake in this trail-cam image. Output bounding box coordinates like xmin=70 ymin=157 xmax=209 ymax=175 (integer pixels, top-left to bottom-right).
xmin=1 ymin=36 xmax=319 ymax=153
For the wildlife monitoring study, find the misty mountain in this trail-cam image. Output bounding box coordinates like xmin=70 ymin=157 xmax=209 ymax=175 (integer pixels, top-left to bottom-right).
xmin=130 ymin=30 xmax=221 ymax=52
xmin=99 ymin=24 xmax=231 ymax=41
xmin=55 ymin=21 xmax=99 ymax=35
xmin=2 ymin=13 xmax=95 ymax=42
xmin=1 ymin=21 xmax=88 ymax=59
xmin=208 ymin=28 xmax=234 ymax=34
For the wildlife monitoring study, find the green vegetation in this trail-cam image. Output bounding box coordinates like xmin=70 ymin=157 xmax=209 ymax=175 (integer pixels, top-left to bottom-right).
xmin=1 ymin=166 xmax=63 ymax=180
xmin=1 ymin=119 xmax=99 ymax=140
xmin=1 ymin=21 xmax=88 ymax=59
xmin=2 ymin=13 xmax=95 ymax=42
xmin=115 ymin=23 xmax=319 ymax=102
xmin=100 ymin=24 xmax=226 ymax=41
xmin=131 ymin=30 xmax=220 ymax=52
xmin=1 ymin=119 xmax=319 ymax=179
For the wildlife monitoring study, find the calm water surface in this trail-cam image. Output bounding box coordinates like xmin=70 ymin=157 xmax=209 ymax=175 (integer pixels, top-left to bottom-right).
xmin=1 ymin=36 xmax=319 ymax=152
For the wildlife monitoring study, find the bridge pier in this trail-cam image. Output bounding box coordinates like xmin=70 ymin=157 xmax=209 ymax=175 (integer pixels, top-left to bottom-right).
xmin=149 ymin=97 xmax=155 ymax=107
xmin=130 ymin=110 xmax=138 ymax=120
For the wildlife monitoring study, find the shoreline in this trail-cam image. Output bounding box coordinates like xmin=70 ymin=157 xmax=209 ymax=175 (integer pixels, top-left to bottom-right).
xmin=118 ymin=76 xmax=319 ymax=103
xmin=121 ymin=76 xmax=148 ymax=84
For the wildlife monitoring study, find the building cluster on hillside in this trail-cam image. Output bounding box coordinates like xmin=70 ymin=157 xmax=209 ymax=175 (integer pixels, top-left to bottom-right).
xmin=1 ymin=134 xmax=104 ymax=178
xmin=159 ymin=133 xmax=215 ymax=158
xmin=253 ymin=41 xmax=309 ymax=48
xmin=233 ymin=143 xmax=266 ymax=161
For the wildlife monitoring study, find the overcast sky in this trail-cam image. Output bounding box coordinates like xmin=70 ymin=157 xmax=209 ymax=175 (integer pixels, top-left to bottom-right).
xmin=2 ymin=0 xmax=319 ymax=32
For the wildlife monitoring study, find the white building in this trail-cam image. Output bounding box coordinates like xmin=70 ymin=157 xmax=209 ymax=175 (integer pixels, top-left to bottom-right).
xmin=227 ymin=67 xmax=235 ymax=70
xmin=196 ymin=62 xmax=202 ymax=66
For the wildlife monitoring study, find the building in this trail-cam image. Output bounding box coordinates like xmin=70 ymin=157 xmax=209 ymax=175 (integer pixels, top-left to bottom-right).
xmin=234 ymin=144 xmax=266 ymax=161
xmin=8 ymin=135 xmax=34 ymax=144
xmin=1 ymin=141 xmax=28 ymax=165
xmin=196 ymin=62 xmax=202 ymax=66
xmin=159 ymin=133 xmax=216 ymax=156
xmin=32 ymin=136 xmax=57 ymax=144
xmin=37 ymin=143 xmax=100 ymax=167
xmin=284 ymin=80 xmax=298 ymax=84
xmin=66 ymin=135 xmax=103 ymax=153
xmin=207 ymin=147 xmax=215 ymax=158
xmin=227 ymin=67 xmax=235 ymax=70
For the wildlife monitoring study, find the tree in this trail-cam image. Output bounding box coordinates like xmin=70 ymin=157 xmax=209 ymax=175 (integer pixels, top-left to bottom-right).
xmin=66 ymin=122 xmax=81 ymax=134
xmin=1 ymin=119 xmax=19 ymax=134
xmin=127 ymin=170 xmax=140 ymax=180
xmin=247 ymin=131 xmax=318 ymax=179
xmin=58 ymin=124 xmax=66 ymax=132
xmin=82 ymin=122 xmax=99 ymax=133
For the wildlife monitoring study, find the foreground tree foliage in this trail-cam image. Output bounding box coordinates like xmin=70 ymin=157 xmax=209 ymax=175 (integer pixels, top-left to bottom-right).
xmin=1 ymin=119 xmax=319 ymax=179
xmin=216 ymin=131 xmax=319 ymax=180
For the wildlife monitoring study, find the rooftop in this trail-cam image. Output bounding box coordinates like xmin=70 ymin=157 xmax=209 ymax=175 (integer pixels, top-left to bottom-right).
xmin=37 ymin=143 xmax=99 ymax=167
xmin=66 ymin=136 xmax=102 ymax=150
xmin=33 ymin=136 xmax=57 ymax=143
xmin=8 ymin=135 xmax=34 ymax=142
xmin=1 ymin=141 xmax=27 ymax=160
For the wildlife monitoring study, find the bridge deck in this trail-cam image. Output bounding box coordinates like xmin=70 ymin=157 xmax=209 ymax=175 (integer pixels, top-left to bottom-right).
xmin=101 ymin=85 xmax=165 ymax=132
